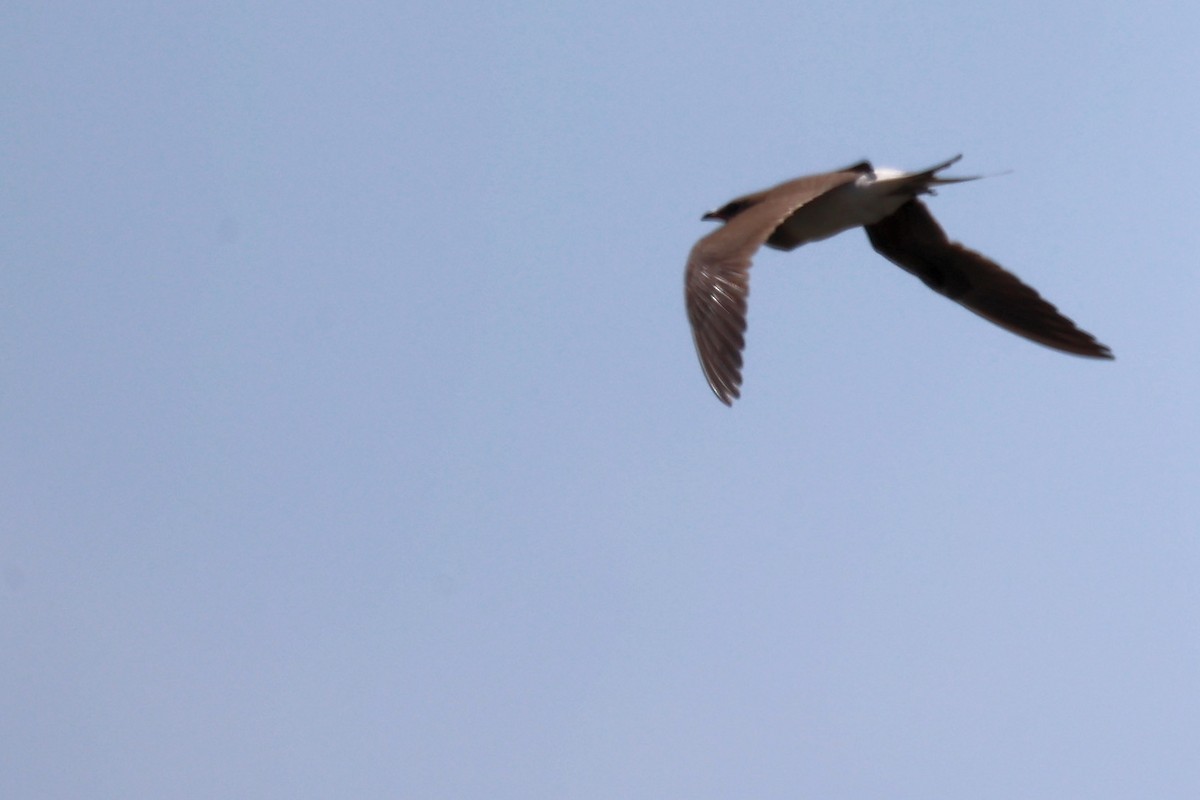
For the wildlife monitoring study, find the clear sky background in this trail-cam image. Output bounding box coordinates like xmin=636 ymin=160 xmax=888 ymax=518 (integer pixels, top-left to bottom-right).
xmin=3 ymin=2 xmax=1198 ymax=798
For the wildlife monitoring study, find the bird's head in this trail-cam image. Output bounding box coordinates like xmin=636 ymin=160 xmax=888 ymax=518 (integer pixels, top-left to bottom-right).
xmin=702 ymin=197 xmax=755 ymax=222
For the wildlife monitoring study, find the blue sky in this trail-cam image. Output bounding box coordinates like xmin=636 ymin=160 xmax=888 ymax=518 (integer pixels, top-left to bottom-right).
xmin=3 ymin=2 xmax=1198 ymax=798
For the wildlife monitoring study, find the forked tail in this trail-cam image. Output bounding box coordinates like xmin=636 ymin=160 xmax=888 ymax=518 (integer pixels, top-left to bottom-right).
xmin=909 ymin=154 xmax=983 ymax=193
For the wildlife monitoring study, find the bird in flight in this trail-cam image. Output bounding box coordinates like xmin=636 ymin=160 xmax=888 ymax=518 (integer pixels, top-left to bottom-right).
xmin=684 ymin=155 xmax=1113 ymax=405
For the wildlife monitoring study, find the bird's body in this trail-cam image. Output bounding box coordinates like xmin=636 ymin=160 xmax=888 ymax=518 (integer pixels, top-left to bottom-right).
xmin=685 ymin=156 xmax=1112 ymax=405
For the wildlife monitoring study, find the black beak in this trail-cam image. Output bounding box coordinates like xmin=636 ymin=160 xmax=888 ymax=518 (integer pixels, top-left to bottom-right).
xmin=701 ymin=211 xmax=720 ymax=221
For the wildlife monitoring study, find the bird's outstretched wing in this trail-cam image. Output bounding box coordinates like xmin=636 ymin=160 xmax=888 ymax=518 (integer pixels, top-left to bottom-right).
xmin=686 ymin=172 xmax=862 ymax=404
xmin=865 ymin=200 xmax=1113 ymax=359
xmin=685 ymin=249 xmax=750 ymax=405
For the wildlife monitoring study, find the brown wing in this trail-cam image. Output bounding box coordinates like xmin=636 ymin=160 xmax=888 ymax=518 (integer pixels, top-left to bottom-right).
xmin=686 ymin=171 xmax=863 ymax=404
xmin=685 ymin=247 xmax=750 ymax=405
xmin=864 ymin=200 xmax=1113 ymax=359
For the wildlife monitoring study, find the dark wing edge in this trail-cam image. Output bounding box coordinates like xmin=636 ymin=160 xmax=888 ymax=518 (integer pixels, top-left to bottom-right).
xmin=864 ymin=200 xmax=1113 ymax=359
xmin=685 ymin=254 xmax=748 ymax=405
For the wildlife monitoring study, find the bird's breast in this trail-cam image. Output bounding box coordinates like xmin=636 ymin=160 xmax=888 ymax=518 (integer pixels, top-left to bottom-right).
xmin=769 ymin=178 xmax=912 ymax=250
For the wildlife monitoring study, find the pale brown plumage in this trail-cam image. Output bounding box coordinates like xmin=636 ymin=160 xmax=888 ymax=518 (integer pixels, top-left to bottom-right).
xmin=685 ymin=158 xmax=1112 ymax=405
